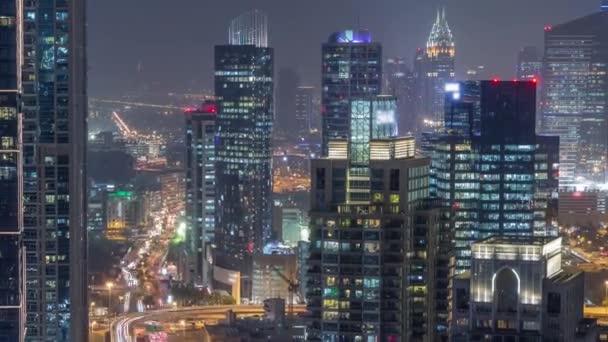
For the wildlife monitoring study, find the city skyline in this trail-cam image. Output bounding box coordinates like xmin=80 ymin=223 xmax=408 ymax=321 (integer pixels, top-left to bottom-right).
xmin=2 ymin=1 xmax=608 ymax=341
xmin=88 ymin=0 xmax=601 ymax=97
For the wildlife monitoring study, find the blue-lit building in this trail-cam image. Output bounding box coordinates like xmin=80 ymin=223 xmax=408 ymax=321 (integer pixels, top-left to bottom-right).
xmin=21 ymin=0 xmax=89 ymax=340
xmin=321 ymin=30 xmax=382 ymax=155
xmin=0 ymin=1 xmax=23 ymax=338
xmin=541 ymin=10 xmax=608 ymax=188
xmin=425 ymin=81 xmax=559 ymax=274
xmin=214 ymin=39 xmax=273 ymax=298
xmin=185 ymin=101 xmax=217 ymax=287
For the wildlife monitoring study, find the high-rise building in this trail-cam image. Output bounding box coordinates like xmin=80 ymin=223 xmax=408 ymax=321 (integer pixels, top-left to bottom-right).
xmin=307 ymin=95 xmax=438 ymax=341
xmin=276 ymin=68 xmax=300 ymax=135
xmin=0 ymin=1 xmax=24 ymax=339
xmin=295 ymin=86 xmax=314 ymax=136
xmin=516 ymin=46 xmax=542 ymax=81
xmin=185 ymin=101 xmax=217 ymax=286
xmin=450 ymin=236 xmax=597 ymax=342
xmin=321 ymin=29 xmax=382 ymax=155
xmin=228 ymin=10 xmax=268 ymax=48
xmin=425 ymin=81 xmax=559 ymax=274
xmin=385 ymin=57 xmax=417 ymax=134
xmin=21 ymin=0 xmax=88 ymax=340
xmin=214 ymin=40 xmax=273 ymax=298
xmin=421 ymin=8 xmax=455 ymax=126
xmin=541 ymin=11 xmax=608 ymax=188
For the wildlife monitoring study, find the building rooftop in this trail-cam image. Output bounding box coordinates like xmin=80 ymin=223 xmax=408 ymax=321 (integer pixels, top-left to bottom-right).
xmin=475 ymin=235 xmax=560 ymax=246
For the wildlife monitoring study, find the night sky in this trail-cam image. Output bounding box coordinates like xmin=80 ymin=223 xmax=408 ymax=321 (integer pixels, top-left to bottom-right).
xmin=89 ymin=0 xmax=601 ymax=97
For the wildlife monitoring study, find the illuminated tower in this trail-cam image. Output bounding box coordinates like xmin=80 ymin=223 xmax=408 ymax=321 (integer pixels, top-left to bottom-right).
xmin=21 ymin=0 xmax=89 ymax=340
xmin=228 ymin=10 xmax=268 ymax=48
xmin=307 ymin=96 xmax=440 ymax=341
xmin=215 ymin=36 xmax=273 ymax=298
xmin=542 ymin=10 xmax=608 ymax=188
xmin=185 ymin=101 xmax=216 ymax=287
xmin=321 ymin=30 xmax=382 ymax=155
xmin=423 ymin=7 xmax=455 ymax=126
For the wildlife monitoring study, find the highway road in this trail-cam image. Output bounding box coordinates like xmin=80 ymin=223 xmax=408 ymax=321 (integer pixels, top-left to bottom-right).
xmin=111 ymin=304 xmax=306 ymax=342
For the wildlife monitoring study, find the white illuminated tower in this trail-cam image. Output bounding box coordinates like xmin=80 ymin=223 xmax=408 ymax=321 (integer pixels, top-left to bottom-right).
xmin=228 ymin=10 xmax=268 ymax=48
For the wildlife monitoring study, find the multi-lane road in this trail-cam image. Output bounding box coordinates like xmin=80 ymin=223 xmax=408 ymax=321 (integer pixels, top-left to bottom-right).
xmin=111 ymin=304 xmax=306 ymax=342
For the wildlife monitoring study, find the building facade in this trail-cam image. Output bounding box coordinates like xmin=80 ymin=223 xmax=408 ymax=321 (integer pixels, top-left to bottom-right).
xmin=295 ymin=86 xmax=314 ymax=136
xmin=214 ymin=43 xmax=273 ymax=297
xmin=421 ymin=8 xmax=455 ymax=127
xmin=321 ymin=30 xmax=382 ymax=155
xmin=424 ymin=81 xmax=559 ymax=274
xmin=307 ymin=96 xmax=438 ymax=341
xmin=20 ymin=0 xmax=88 ymax=340
xmin=385 ymin=57 xmax=417 ymax=134
xmin=185 ymin=101 xmax=217 ymax=287
xmin=0 ymin=0 xmax=24 ymax=339
xmin=450 ymin=237 xmax=596 ymax=342
xmin=541 ymin=11 xmax=608 ymax=188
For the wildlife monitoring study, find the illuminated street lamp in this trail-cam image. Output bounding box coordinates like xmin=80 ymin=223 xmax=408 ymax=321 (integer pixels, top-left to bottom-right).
xmin=180 ymin=319 xmax=186 ymax=337
xmin=106 ymin=281 xmax=114 ymax=335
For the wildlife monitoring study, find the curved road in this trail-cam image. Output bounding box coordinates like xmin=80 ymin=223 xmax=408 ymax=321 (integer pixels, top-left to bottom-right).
xmin=111 ymin=304 xmax=306 ymax=342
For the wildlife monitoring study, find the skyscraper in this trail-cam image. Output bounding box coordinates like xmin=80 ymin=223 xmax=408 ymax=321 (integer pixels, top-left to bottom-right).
xmin=307 ymin=95 xmax=438 ymax=341
xmin=228 ymin=10 xmax=268 ymax=48
xmin=21 ymin=0 xmax=88 ymax=340
xmin=185 ymin=101 xmax=217 ymax=287
xmin=542 ymin=10 xmax=608 ymax=188
xmin=516 ymin=46 xmax=542 ymax=81
xmin=321 ymin=29 xmax=382 ymax=155
xmin=0 ymin=1 xmax=24 ymax=339
xmin=215 ymin=30 xmax=273 ymax=298
xmin=426 ymin=80 xmax=558 ymax=274
xmin=295 ymin=86 xmax=314 ymax=136
xmin=276 ymin=67 xmax=300 ymax=135
xmin=422 ymin=8 xmax=455 ymax=126
xmin=385 ymin=57 xmax=417 ymax=133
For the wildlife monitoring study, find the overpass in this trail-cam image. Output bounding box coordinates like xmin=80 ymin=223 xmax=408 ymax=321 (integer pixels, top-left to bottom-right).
xmin=111 ymin=304 xmax=306 ymax=342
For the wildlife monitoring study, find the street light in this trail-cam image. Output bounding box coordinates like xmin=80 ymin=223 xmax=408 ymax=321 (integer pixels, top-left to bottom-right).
xmin=106 ymin=281 xmax=114 ymax=335
xmin=179 ymin=319 xmax=186 ymax=337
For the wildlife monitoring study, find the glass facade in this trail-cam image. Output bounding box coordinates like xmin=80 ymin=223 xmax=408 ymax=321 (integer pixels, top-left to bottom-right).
xmin=321 ymin=30 xmax=381 ymax=155
xmin=228 ymin=10 xmax=268 ymax=48
xmin=542 ymin=11 xmax=608 ymax=188
xmin=425 ymin=81 xmax=557 ymax=275
xmin=214 ymin=45 xmax=273 ymax=295
xmin=185 ymin=104 xmax=216 ymax=287
xmin=21 ymin=0 xmax=88 ymax=340
xmin=0 ymin=2 xmax=23 ymax=334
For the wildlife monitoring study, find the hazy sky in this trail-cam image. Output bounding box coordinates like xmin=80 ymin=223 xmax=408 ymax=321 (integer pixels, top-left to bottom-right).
xmin=89 ymin=0 xmax=601 ymax=97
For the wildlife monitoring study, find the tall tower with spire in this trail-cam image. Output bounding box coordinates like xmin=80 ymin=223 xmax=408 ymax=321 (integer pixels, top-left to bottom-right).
xmin=422 ymin=7 xmax=455 ymax=127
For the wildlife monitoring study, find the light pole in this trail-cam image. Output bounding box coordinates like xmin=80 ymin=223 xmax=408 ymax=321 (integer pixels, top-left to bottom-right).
xmin=106 ymin=282 xmax=114 ymax=334
xmin=179 ymin=319 xmax=186 ymax=337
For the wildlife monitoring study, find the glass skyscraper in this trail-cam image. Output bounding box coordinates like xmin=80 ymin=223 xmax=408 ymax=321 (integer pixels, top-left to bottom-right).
xmin=426 ymin=81 xmax=558 ymax=274
xmin=214 ymin=42 xmax=273 ymax=298
xmin=0 ymin=1 xmax=24 ymax=339
xmin=185 ymin=102 xmax=217 ymax=287
xmin=321 ymin=30 xmax=382 ymax=155
xmin=21 ymin=0 xmax=88 ymax=340
xmin=542 ymin=10 xmax=608 ymax=188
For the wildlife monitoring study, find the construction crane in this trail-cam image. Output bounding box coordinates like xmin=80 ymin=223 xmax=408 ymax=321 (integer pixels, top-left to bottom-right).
xmin=272 ymin=266 xmax=300 ymax=319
